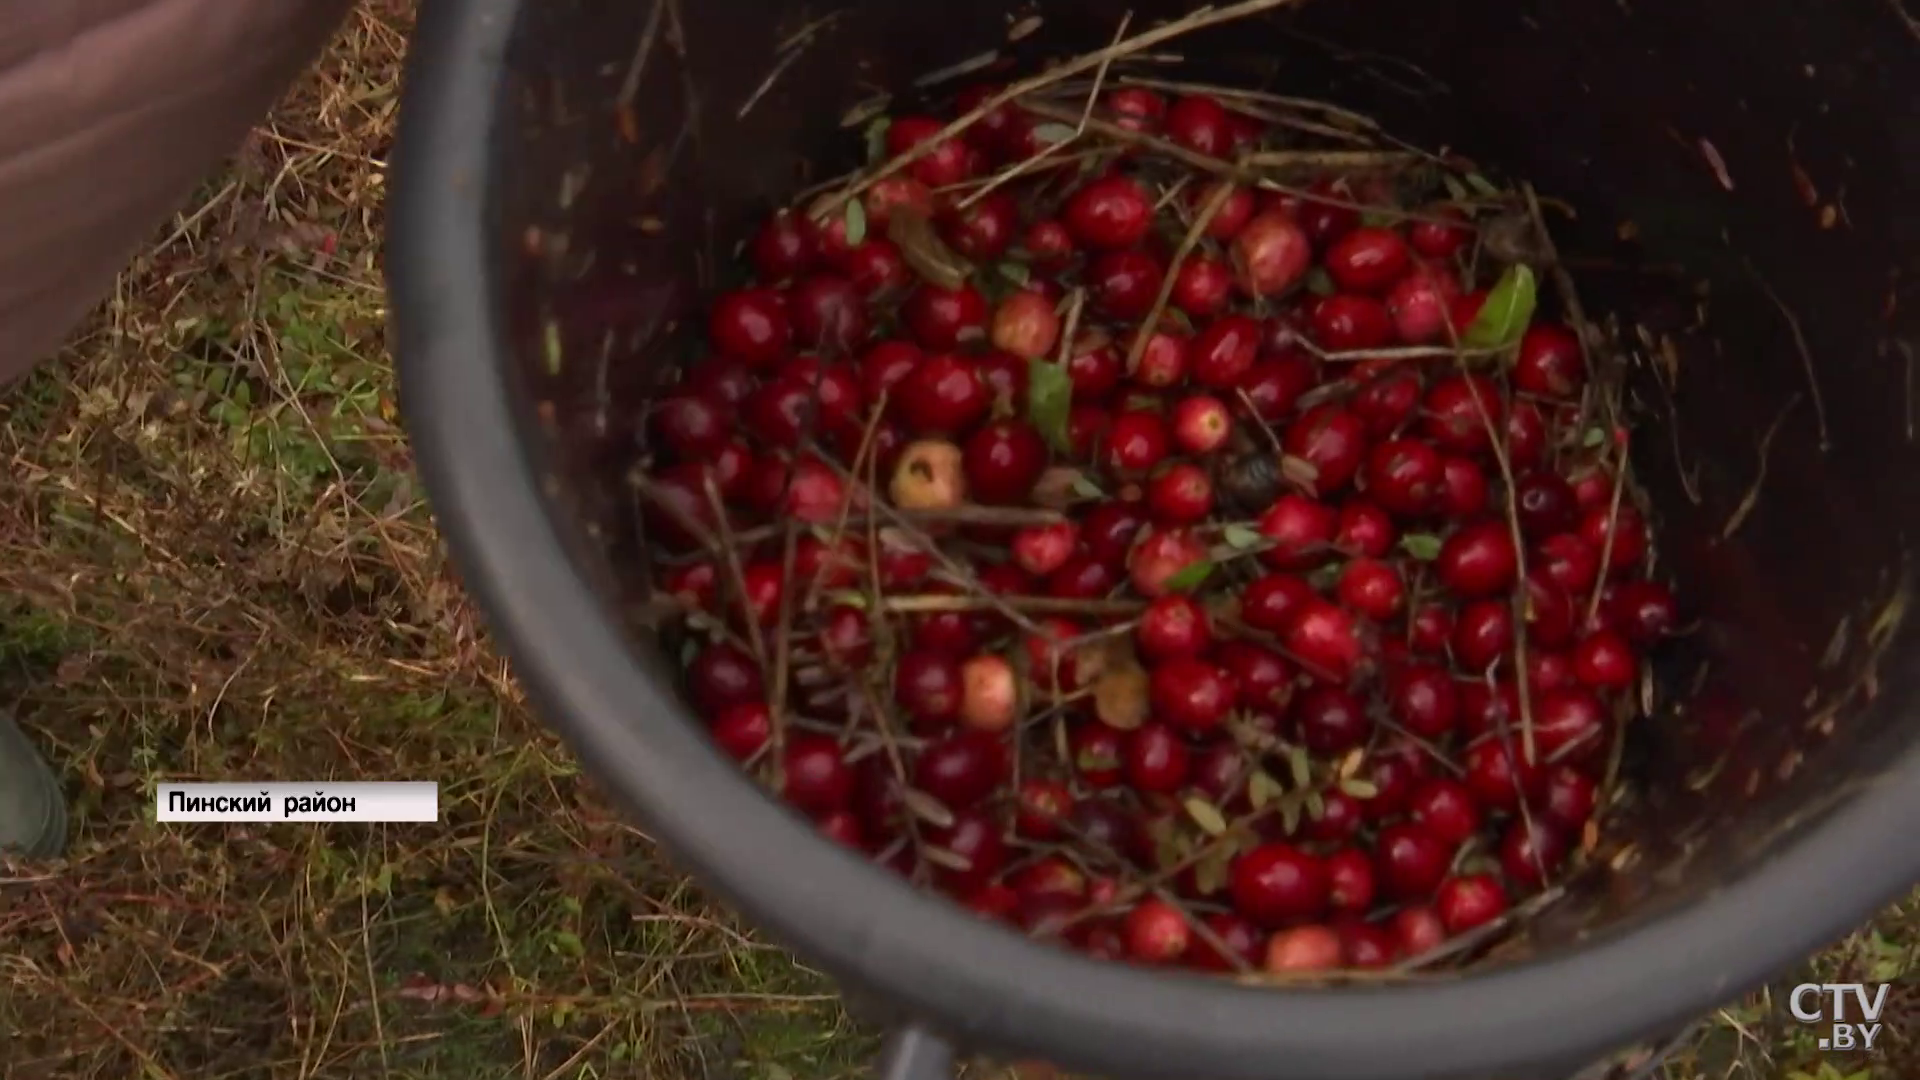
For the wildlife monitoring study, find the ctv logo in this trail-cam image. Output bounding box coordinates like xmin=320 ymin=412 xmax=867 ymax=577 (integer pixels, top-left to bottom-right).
xmin=1790 ymin=983 xmax=1889 ymax=1051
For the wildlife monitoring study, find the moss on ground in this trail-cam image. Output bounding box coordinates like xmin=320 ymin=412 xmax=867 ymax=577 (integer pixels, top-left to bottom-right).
xmin=0 ymin=5 xmax=1911 ymax=1078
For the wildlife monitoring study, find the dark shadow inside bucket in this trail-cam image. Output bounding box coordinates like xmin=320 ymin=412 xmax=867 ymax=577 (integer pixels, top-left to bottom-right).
xmin=485 ymin=0 xmax=1920 ymax=1018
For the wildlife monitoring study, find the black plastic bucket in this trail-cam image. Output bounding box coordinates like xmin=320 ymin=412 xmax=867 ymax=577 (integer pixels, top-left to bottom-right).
xmin=386 ymin=2 xmax=1920 ymax=1077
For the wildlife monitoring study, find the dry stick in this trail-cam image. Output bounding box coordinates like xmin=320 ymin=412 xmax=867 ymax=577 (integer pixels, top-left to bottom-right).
xmin=737 ymin=504 xmax=1072 ymax=547
xmin=1294 ymin=339 xmax=1508 ymax=364
xmin=1127 ymin=174 xmax=1237 ymax=375
xmin=956 ymin=10 xmax=1134 ymax=211
xmin=872 ymin=594 xmax=1144 ymax=617
xmin=1240 ymin=149 xmax=1419 ymax=170
xmin=1109 ymin=75 xmax=1384 ymax=131
xmin=1747 ymin=259 xmax=1831 ymax=452
xmin=700 ymin=476 xmax=770 ymax=672
xmin=1457 ymin=374 xmax=1537 ymax=765
xmin=1017 ymin=99 xmax=1463 ymax=229
xmin=1721 ymin=393 xmax=1802 ymax=541
xmin=812 ymin=0 xmax=1308 ymax=218
xmin=800 ymin=392 xmax=891 ymax=614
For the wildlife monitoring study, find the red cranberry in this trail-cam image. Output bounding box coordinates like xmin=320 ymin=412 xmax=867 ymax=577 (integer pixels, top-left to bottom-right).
xmin=1107 ymin=409 xmax=1171 ymax=474
xmin=1572 ymin=629 xmax=1637 ymax=691
xmin=1231 ymin=843 xmax=1329 ymax=926
xmin=1389 ymin=664 xmax=1459 ymax=738
xmin=1386 ymin=264 xmax=1459 ymax=343
xmin=1323 ymin=848 xmax=1377 ymax=915
xmin=1016 ymin=779 xmax=1074 ymax=839
xmin=1286 ymin=600 xmax=1363 ymax=684
xmin=927 ymin=809 xmax=1007 ymax=890
xmin=887 ymin=115 xmax=975 ymax=188
xmin=1363 ymin=439 xmax=1443 ymax=518
xmin=783 ymin=457 xmax=850 ymax=523
xmin=860 ymin=339 xmax=924 ymax=405
xmin=709 ymin=703 xmax=771 ymax=762
xmin=1437 ymin=520 xmax=1519 ymax=598
xmin=1514 ymin=473 xmax=1578 ymax=537
xmin=1338 ymin=558 xmax=1404 ymax=621
xmin=1325 ymin=227 xmax=1412 ymax=293
xmin=1537 ymin=532 xmax=1600 ymax=594
xmin=1147 ymin=464 xmax=1214 ymax=524
xmin=1408 ymin=778 xmax=1481 ymax=847
xmin=751 ymin=210 xmax=816 ymax=281
xmin=963 ymin=421 xmax=1047 ymax=504
xmin=1439 ymin=456 xmax=1490 ymax=518
xmin=1082 ymin=502 xmax=1149 ymax=567
xmin=1457 ymin=679 xmax=1519 ymax=740
xmin=1409 ymin=208 xmax=1472 ymax=258
xmin=1265 ymin=925 xmax=1343 ymax=972
xmin=1150 ymin=657 xmax=1236 ymax=734
xmin=1123 ymin=898 xmax=1192 ymax=964
xmin=863 ymin=175 xmax=937 ymax=229
xmin=1182 ymin=181 xmax=1255 ymax=241
xmin=1238 ymin=357 xmax=1318 ymax=422
xmin=687 ymin=642 xmax=764 ymax=717
xmin=1070 ymin=723 xmax=1125 ymax=788
xmin=1438 ymin=874 xmax=1510 ymax=934
xmin=686 ymin=354 xmax=757 ymax=411
xmin=1171 ymin=255 xmax=1236 ymax=317
xmin=1064 ymin=175 xmax=1154 ymax=250
xmin=1013 ymin=522 xmax=1077 ymax=577
xmin=1450 ymin=290 xmax=1491 ymax=335
xmin=1538 ymin=766 xmax=1599 ymax=830
xmin=1138 ymin=595 xmax=1212 ymax=661
xmin=1106 ymin=85 xmax=1168 ymax=131
xmin=1166 ymin=94 xmax=1233 ymax=156
xmin=990 ymin=290 xmax=1063 ymax=360
xmin=1191 ymin=314 xmax=1262 ymax=389
xmin=1059 ymin=337 xmax=1122 ymax=405
xmin=1515 ymin=323 xmax=1586 ymax=398
xmin=1187 ymin=912 xmax=1264 ymax=971
xmin=1046 ymin=555 xmax=1117 ymax=601
xmin=1023 ymin=219 xmax=1076 ymax=267
xmin=1125 ymin=723 xmax=1193 ymax=794
xmin=1027 ymin=617 xmax=1090 ymax=692
xmin=953 ymin=83 xmax=1023 ymax=150
xmin=1374 ymin=823 xmax=1451 ymax=900
xmin=742 ymin=378 xmax=817 ymax=448
xmin=1338 ymin=921 xmax=1397 ymax=969
xmin=651 ymin=392 xmax=730 ymax=460
xmin=1451 ymin=599 xmax=1513 ymax=673
xmin=1526 ymin=648 xmax=1575 ymax=692
xmin=940 ymin=192 xmax=1018 ymax=261
xmin=915 ymin=730 xmax=1007 ymax=811
xmin=1283 ymin=404 xmax=1369 ymax=496
xmin=709 ymin=287 xmax=792 ymax=366
xmin=846 ymin=240 xmax=911 ymax=297
xmin=1219 ymin=642 xmax=1292 ymax=712
xmin=1392 ymin=905 xmax=1447 ymax=959
xmin=1311 ymin=294 xmax=1395 ymax=352
xmin=1231 ymin=212 xmax=1314 ymax=297
xmin=1129 ymin=328 xmax=1189 ymax=389
xmin=789 ymin=275 xmax=868 ymax=353
xmin=1408 ymin=604 xmax=1454 ymax=654
xmin=1422 ymin=374 xmax=1504 ymax=456
xmin=894 ymin=649 xmax=964 ymax=729
xmin=1295 ymin=684 xmax=1370 ymax=753
xmin=1067 ymin=404 xmax=1112 ymax=460
xmin=1169 ymin=394 xmax=1232 ymax=455
xmin=1292 ymin=180 xmax=1362 ymax=247
xmin=1464 ymin=737 xmax=1544 ymax=811
xmin=897 ymin=354 xmax=989 ymax=435
xmin=1580 ymin=505 xmax=1650 ymax=574
xmin=781 ymin=734 xmax=852 ymax=814
xmin=1258 ymin=494 xmax=1338 ymax=569
xmin=904 ymin=284 xmax=989 ymax=351
xmin=1500 ymin=817 xmax=1569 ymax=890
xmin=1240 ymin=574 xmax=1314 ymax=633
xmin=1336 ymin=501 xmax=1396 ymax=557
xmin=1611 ymin=580 xmax=1678 ymax=644
xmin=1088 ymin=250 xmax=1165 ymax=320
xmin=1535 ymin=686 xmax=1609 ymax=766
xmin=1300 ymin=790 xmax=1362 ymax=844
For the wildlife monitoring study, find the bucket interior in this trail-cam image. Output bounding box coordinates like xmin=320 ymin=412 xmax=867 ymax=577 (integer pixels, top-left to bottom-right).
xmin=486 ymin=0 xmax=1920 ymax=977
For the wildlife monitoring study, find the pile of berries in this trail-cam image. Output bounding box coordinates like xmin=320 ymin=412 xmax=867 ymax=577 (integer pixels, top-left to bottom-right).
xmin=642 ymin=76 xmax=1679 ymax=976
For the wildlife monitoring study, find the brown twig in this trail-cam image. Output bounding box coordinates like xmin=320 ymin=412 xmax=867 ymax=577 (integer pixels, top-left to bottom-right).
xmin=867 ymin=594 xmax=1145 ymax=617
xmin=1127 ymin=176 xmax=1237 ymax=372
xmin=812 ymin=0 xmax=1308 ymax=218
xmin=1721 ymin=393 xmax=1801 ymax=541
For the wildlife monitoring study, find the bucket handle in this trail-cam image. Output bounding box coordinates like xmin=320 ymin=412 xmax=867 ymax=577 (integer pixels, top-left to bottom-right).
xmin=876 ymin=1023 xmax=956 ymax=1080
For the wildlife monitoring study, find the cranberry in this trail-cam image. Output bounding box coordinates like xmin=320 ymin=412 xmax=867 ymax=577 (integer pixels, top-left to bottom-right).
xmin=1237 ymin=356 xmax=1318 ymax=422
xmin=1265 ymin=925 xmax=1343 ymax=972
xmin=1438 ymin=874 xmax=1510 ymax=934
xmin=897 ymin=354 xmax=989 ymax=436
xmin=1537 ymin=532 xmax=1600 ymax=594
xmin=1363 ymin=439 xmax=1443 ymax=518
xmin=709 ymin=287 xmax=792 ymax=366
xmin=1187 ymin=913 xmax=1264 ymax=971
xmin=1107 ymin=409 xmax=1171 ymax=474
xmin=1338 ymin=921 xmax=1397 ymax=969
xmin=1064 ymin=175 xmax=1154 ymax=250
xmin=904 ymin=284 xmax=989 ymax=351
xmin=1283 ymin=404 xmax=1369 ymax=496
xmin=940 ymin=192 xmax=1018 ymax=261
xmin=1165 ymin=94 xmax=1233 ymax=156
xmin=1535 ymin=686 xmax=1609 ymax=766
xmin=1219 ymin=642 xmax=1292 ymax=712
xmin=990 ymin=290 xmax=1063 ymax=360
xmin=1372 ymin=823 xmax=1449 ymax=899
xmin=1146 ymin=464 xmax=1214 ymax=524
xmin=1241 ymin=574 xmax=1314 ymax=632
xmin=1572 ymin=629 xmax=1637 ymax=691
xmin=954 ymin=654 xmax=1018 ymax=734
xmin=1138 ymin=595 xmax=1212 ymax=661
xmin=1389 ymin=664 xmax=1459 ymax=738
xmin=1185 ymin=180 xmax=1257 ymax=240
xmin=1172 ymin=255 xmax=1236 ymax=317
xmin=1338 ymin=558 xmax=1404 ymax=621
xmin=781 ymin=734 xmax=852 ymax=814
xmin=1538 ymin=766 xmax=1599 ymax=830
xmin=1336 ymin=501 xmax=1396 ymax=557
xmin=860 ymin=340 xmax=924 ymax=405
xmin=1391 ymin=905 xmax=1447 ymax=959
xmin=1409 ymin=208 xmax=1472 ymax=258
xmin=1408 ymin=778 xmax=1482 ymax=847
xmin=1386 ymin=264 xmax=1459 ymax=343
xmin=783 ymin=457 xmax=850 ymax=523
xmin=1150 ymin=657 xmax=1236 ymax=733
xmin=1191 ymin=314 xmax=1262 ymax=389
xmin=1325 ymin=227 xmax=1412 ymax=293
xmin=1130 ymin=328 xmax=1189 ymax=389
xmin=864 ymin=175 xmax=937 ymax=229
xmin=1457 ymin=679 xmax=1519 ymax=740
xmin=751 ymin=210 xmax=816 ymax=280
xmin=1409 ymin=604 xmax=1454 ymax=654
xmin=927 ymin=809 xmax=1007 ymax=890
xmin=1258 ymin=494 xmax=1338 ymax=569
xmin=1027 ymin=617 xmax=1090 ymax=692
xmin=1437 ymin=520 xmax=1519 ymax=598
xmin=1295 ymin=684 xmax=1370 ymax=753
xmin=1514 ymin=473 xmax=1578 ymax=537
xmin=1231 ymin=843 xmax=1329 ymax=926
xmin=1067 ymin=404 xmax=1113 ymax=460
xmin=1105 ymin=85 xmax=1168 ymax=130
xmin=1422 ymin=374 xmax=1504 ymax=455
xmin=1463 ymin=737 xmax=1544 ymax=811
xmin=1290 ymin=180 xmax=1361 ymax=246
xmin=887 ymin=115 xmax=975 ymax=188
xmin=1169 ymin=394 xmax=1232 ymax=455
xmin=1526 ymin=648 xmax=1575 ymax=692
xmin=1047 ymin=555 xmax=1117 ymax=601
xmin=1303 ymin=790 xmax=1364 ymax=843
xmin=687 ymin=641 xmax=764 ymax=717
xmin=1325 ymin=848 xmax=1377 ymax=914
xmin=1013 ymin=522 xmax=1077 ymax=577
xmin=651 ymin=392 xmax=731 ymax=460
xmin=1515 ymin=323 xmax=1586 ymax=398
xmin=1070 ymin=723 xmax=1125 ymax=788
xmin=742 ymin=378 xmax=816 ymax=448
xmin=953 ymin=83 xmax=1023 ymax=150
xmin=663 ymin=562 xmax=719 ymax=612
xmin=894 ymin=649 xmax=964 ymax=728
xmin=1016 ymin=779 xmax=1074 ymax=839
xmin=709 ymin=703 xmax=772 ymax=762
xmin=1580 ymin=505 xmax=1650 ymax=574
xmin=1351 ymin=367 xmax=1421 ymax=437
xmin=961 ymin=421 xmax=1047 ymax=504
xmin=1023 ymin=219 xmax=1076 ymax=268
xmin=1082 ymin=502 xmax=1149 ymax=567
xmin=1064 ymin=334 xmax=1125 ymax=401
xmin=686 ymin=354 xmax=757 ymax=411
xmin=1122 ymin=898 xmax=1192 ymax=964
xmin=1451 ymin=599 xmax=1514 ymax=673
xmin=1124 ymin=723 xmax=1193 ymax=794
xmin=1287 ymin=600 xmax=1364 ymax=684
xmin=1500 ymin=817 xmax=1569 ymax=890
xmin=1085 ymin=250 xmax=1163 ymax=320
xmin=1232 ymin=213 xmax=1314 ymax=297
xmin=1611 ymin=580 xmax=1679 ymax=644
xmin=915 ymin=730 xmax=1007 ymax=811
xmin=846 ymin=240 xmax=912 ymax=297
xmin=1439 ymin=456 xmax=1490 ymax=519
xmin=789 ymin=275 xmax=869 ymax=353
